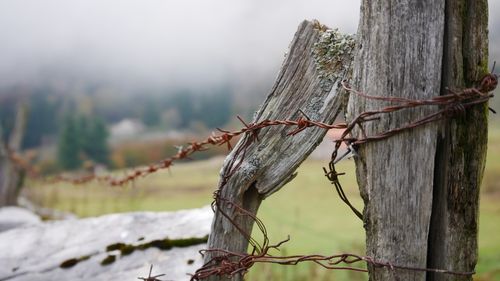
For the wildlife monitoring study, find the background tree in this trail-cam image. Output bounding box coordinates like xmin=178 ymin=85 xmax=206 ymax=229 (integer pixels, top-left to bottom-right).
xmin=80 ymin=116 xmax=110 ymax=165
xmin=57 ymin=115 xmax=82 ymax=170
xmin=198 ymin=91 xmax=232 ymax=128
xmin=140 ymin=100 xmax=161 ymax=127
xmin=0 ymin=103 xmax=27 ymax=206
xmin=170 ymin=90 xmax=195 ymax=128
xmin=21 ymin=90 xmax=61 ymax=149
xmin=57 ymin=115 xmax=110 ymax=170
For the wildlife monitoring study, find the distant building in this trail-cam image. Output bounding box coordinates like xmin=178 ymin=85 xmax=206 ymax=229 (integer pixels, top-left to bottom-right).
xmin=110 ymin=119 xmax=145 ymax=140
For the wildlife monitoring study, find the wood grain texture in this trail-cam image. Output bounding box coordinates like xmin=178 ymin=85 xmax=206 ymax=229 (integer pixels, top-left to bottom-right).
xmin=203 ymin=20 xmax=354 ymax=281
xmin=427 ymin=1 xmax=489 ymax=281
xmin=348 ymin=1 xmax=445 ymax=280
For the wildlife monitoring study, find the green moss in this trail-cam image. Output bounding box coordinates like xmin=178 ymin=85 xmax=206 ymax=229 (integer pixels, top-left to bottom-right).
xmin=120 ymin=244 xmax=136 ymax=255
xmin=139 ymin=235 xmax=209 ymax=251
xmin=59 ymin=255 xmax=91 ymax=269
xmin=169 ymin=236 xmax=209 ymax=247
xmin=100 ymin=255 xmax=116 ymax=266
xmin=106 ymin=242 xmax=126 ymax=252
xmin=60 ymin=259 xmax=79 ymax=268
xmin=61 ymin=235 xmax=205 ymax=268
xmin=480 ymin=56 xmax=489 ymax=76
xmin=104 ymin=235 xmax=208 ymax=257
xmin=106 ymin=242 xmax=135 ymax=255
xmin=139 ymin=239 xmax=172 ymax=250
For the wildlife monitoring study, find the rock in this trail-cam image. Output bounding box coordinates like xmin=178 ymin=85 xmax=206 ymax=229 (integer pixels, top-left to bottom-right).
xmin=0 ymin=206 xmax=41 ymax=232
xmin=17 ymin=197 xmax=77 ymax=221
xmin=0 ymin=206 xmax=213 ymax=281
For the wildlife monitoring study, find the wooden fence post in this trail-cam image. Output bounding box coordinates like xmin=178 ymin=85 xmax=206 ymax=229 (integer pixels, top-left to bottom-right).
xmin=348 ymin=1 xmax=489 ymax=280
xmin=0 ymin=103 xmax=27 ymax=207
xmin=427 ymin=1 xmax=489 ymax=281
xmin=204 ymin=20 xmax=355 ymax=281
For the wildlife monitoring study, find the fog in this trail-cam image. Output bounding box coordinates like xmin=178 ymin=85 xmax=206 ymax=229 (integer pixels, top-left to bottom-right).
xmin=0 ymin=0 xmax=498 ymax=92
xmin=0 ymin=0 xmax=360 ymax=91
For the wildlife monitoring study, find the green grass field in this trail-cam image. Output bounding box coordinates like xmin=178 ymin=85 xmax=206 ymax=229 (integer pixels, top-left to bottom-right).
xmin=25 ymin=126 xmax=500 ymax=281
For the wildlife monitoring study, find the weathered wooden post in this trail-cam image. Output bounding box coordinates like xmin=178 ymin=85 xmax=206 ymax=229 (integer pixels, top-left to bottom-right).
xmin=204 ymin=20 xmax=355 ymax=281
xmin=0 ymin=103 xmax=27 ymax=207
xmin=348 ymin=1 xmax=489 ymax=280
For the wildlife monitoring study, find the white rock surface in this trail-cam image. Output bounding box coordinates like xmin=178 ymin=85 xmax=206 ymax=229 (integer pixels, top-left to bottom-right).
xmin=0 ymin=206 xmax=213 ymax=281
xmin=0 ymin=206 xmax=41 ymax=232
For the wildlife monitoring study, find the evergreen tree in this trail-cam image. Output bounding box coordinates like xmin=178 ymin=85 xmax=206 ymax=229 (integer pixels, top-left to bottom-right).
xmin=200 ymin=91 xmax=232 ymax=128
xmin=57 ymin=116 xmax=82 ymax=170
xmin=22 ymin=91 xmax=61 ymax=149
xmin=81 ymin=117 xmax=109 ymax=165
xmin=57 ymin=115 xmax=110 ymax=170
xmin=170 ymin=90 xmax=195 ymax=128
xmin=141 ymin=100 xmax=161 ymax=127
xmin=0 ymin=96 xmax=17 ymax=144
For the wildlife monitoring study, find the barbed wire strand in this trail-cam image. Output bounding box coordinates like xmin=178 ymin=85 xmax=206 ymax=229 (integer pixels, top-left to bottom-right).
xmin=6 ymin=73 xmax=498 ymax=280
xmin=189 ymin=73 xmax=497 ymax=280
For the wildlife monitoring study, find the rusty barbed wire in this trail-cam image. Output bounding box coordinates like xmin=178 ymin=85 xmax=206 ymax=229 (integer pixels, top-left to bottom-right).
xmin=13 ymin=116 xmax=347 ymax=186
xmin=190 ymin=199 xmax=475 ymax=280
xmin=318 ymin=74 xmax=498 ymax=222
xmin=4 ymin=149 xmax=39 ymax=177
xmin=12 ymin=74 xmax=495 ymax=188
xmin=338 ymin=73 xmax=497 ymax=147
xmin=5 ymin=73 xmax=497 ymax=280
xmin=191 ymin=73 xmax=497 ymax=280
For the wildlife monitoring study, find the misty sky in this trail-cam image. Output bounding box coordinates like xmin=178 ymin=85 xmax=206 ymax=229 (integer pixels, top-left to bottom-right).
xmin=0 ymin=1 xmax=499 ymax=91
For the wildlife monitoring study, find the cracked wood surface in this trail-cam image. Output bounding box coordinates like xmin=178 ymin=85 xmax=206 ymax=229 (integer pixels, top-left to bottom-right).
xmin=427 ymin=1 xmax=489 ymax=281
xmin=348 ymin=1 xmax=489 ymax=281
xmin=204 ymin=20 xmax=354 ymax=281
xmin=348 ymin=1 xmax=444 ymax=280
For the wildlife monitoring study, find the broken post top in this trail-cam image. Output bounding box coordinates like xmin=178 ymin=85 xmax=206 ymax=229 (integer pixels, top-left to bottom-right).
xmin=201 ymin=19 xmax=356 ymax=280
xmin=219 ymin=20 xmax=356 ymax=200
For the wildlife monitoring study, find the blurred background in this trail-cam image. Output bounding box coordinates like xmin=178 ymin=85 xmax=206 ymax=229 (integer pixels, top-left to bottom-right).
xmin=0 ymin=0 xmax=499 ymax=173
xmin=0 ymin=1 xmax=499 ymax=280
xmin=0 ymin=0 xmax=363 ymax=173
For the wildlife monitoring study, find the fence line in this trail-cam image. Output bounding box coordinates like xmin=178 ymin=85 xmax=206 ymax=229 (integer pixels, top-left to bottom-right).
xmin=7 ymin=73 xmax=499 ymax=280
xmin=187 ymin=73 xmax=497 ymax=280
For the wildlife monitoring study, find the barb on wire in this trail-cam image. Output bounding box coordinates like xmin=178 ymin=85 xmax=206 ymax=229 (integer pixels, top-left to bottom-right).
xmin=4 ymin=149 xmax=39 ymax=177
xmin=21 ymin=116 xmax=346 ymax=186
xmin=138 ymin=265 xmax=169 ymax=281
xmin=8 ymin=72 xmax=497 ymax=280
xmin=193 ymin=73 xmax=496 ymax=280
xmin=320 ymin=73 xmax=498 ymax=222
xmin=11 ymin=74 xmax=497 ymax=189
xmin=191 ymin=235 xmax=474 ymax=280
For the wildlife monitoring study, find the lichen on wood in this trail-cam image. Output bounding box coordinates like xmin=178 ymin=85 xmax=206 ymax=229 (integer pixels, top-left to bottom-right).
xmin=313 ymin=27 xmax=356 ymax=89
xmin=204 ymin=20 xmax=354 ymax=281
